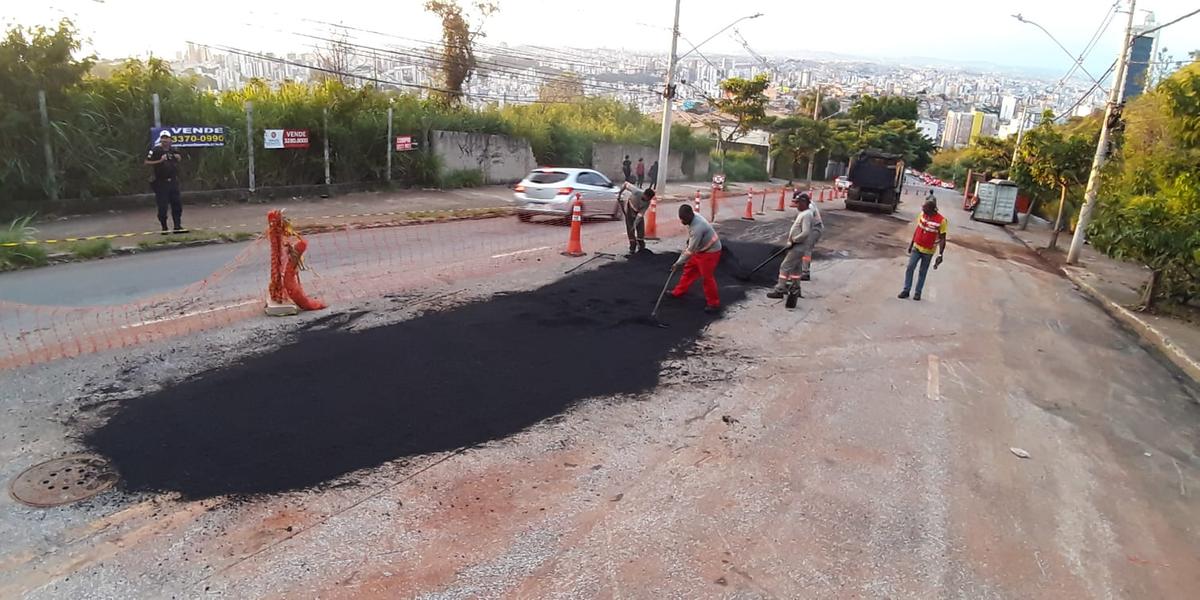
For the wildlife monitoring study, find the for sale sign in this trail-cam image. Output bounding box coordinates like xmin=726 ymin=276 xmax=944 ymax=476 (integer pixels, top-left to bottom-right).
xmin=151 ymin=126 xmax=226 ymax=148
xmin=264 ymin=129 xmax=310 ymax=149
xmin=395 ymin=135 xmax=417 ymax=152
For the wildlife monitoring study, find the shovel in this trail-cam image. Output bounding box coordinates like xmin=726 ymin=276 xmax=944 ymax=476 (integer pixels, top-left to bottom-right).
xmin=734 ymin=245 xmax=790 ymax=282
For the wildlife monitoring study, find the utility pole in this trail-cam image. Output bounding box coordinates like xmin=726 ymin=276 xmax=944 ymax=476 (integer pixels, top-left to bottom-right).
xmin=653 ymin=0 xmax=682 ymax=195
xmin=246 ymin=101 xmax=256 ymax=194
xmin=152 ymin=93 xmax=162 ymax=128
xmin=386 ymin=104 xmax=393 ymax=184
xmin=323 ymin=107 xmax=332 ymax=186
xmin=1067 ymin=0 xmax=1137 ymax=264
xmin=1009 ymin=100 xmax=1028 ymax=170
xmin=806 ymin=85 xmax=821 ymax=186
xmin=37 ymin=90 xmax=58 ymax=202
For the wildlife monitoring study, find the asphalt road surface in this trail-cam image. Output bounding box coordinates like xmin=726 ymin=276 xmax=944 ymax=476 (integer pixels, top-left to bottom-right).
xmin=2 ymin=184 xmax=1198 ymax=599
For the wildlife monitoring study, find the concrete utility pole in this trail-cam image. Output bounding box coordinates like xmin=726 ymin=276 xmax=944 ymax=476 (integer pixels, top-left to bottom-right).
xmin=37 ymin=90 xmax=58 ymax=201
xmin=806 ymin=85 xmax=821 ymax=185
xmin=323 ymin=107 xmax=332 ymax=186
xmin=386 ymin=104 xmax=393 ymax=183
xmin=653 ymin=0 xmax=682 ymax=195
xmin=246 ymin=101 xmax=256 ymax=194
xmin=152 ymin=93 xmax=161 ymax=128
xmin=1067 ymin=0 xmax=1137 ymax=265
xmin=1009 ymin=100 xmax=1028 ymax=170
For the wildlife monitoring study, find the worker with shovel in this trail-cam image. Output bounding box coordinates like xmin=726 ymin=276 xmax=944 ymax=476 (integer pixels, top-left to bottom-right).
xmin=768 ymin=194 xmax=815 ymax=299
xmin=669 ymin=204 xmax=723 ymax=314
xmin=618 ymin=181 xmax=654 ymax=256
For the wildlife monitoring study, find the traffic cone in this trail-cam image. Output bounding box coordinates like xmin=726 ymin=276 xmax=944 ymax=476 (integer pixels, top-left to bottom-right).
xmin=645 ymin=196 xmax=659 ymax=240
xmin=742 ymin=188 xmax=755 ymax=220
xmin=711 ymin=188 xmax=720 ymax=223
xmin=562 ymin=194 xmax=586 ymax=257
xmin=776 ymin=188 xmax=787 ymax=211
xmin=693 ymin=190 xmax=701 ymax=213
xmin=818 ymin=189 xmax=826 ymax=203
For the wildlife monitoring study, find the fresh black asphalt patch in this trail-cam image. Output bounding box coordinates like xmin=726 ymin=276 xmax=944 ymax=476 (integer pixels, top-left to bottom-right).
xmin=84 ymin=237 xmax=787 ymax=500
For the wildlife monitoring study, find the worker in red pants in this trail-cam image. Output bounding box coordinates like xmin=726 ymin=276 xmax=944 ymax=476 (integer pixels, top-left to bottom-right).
xmin=670 ymin=204 xmax=723 ymax=314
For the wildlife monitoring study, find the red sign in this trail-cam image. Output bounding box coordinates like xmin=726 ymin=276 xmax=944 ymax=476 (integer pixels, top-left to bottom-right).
xmin=264 ymin=129 xmax=310 ymax=149
xmin=395 ymin=135 xmax=416 ymax=152
xmin=283 ymin=129 xmax=309 ymax=149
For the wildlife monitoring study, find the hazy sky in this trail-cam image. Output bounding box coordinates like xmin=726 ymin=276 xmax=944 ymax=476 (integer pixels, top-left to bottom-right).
xmin=9 ymin=0 xmax=1199 ymax=76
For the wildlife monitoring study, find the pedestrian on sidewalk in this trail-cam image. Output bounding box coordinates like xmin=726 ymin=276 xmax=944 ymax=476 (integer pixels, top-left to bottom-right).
xmin=670 ymin=204 xmax=723 ymax=314
xmin=144 ymin=131 xmax=188 ymax=234
xmin=635 ymin=157 xmax=645 ymax=187
xmin=768 ymin=193 xmax=815 ymax=298
xmin=647 ymin=160 xmax=659 ymax=191
xmin=619 ymin=181 xmax=653 ymax=255
xmin=622 ymin=155 xmax=633 ymax=183
xmin=898 ymin=198 xmax=948 ymax=301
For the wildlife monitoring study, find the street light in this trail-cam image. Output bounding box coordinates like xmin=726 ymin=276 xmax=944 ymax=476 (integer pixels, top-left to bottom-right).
xmin=654 ymin=8 xmax=764 ymax=194
xmin=1012 ymin=13 xmax=1106 ymax=89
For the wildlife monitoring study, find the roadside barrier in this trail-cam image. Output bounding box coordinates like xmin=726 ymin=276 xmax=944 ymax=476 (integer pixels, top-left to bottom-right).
xmin=267 ymin=210 xmax=325 ymax=313
xmin=562 ymin=194 xmax=586 ymax=257
xmin=693 ymin=190 xmax=701 ymax=213
xmin=776 ymin=188 xmax=787 ymax=211
xmin=742 ymin=189 xmax=755 ymax=221
xmin=710 ymin=188 xmax=720 ymax=223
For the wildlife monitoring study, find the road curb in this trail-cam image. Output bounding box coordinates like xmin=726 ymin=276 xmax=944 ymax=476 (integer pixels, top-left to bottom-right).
xmin=1005 ymin=228 xmax=1200 ymax=387
xmin=1061 ymin=266 xmax=1200 ymax=387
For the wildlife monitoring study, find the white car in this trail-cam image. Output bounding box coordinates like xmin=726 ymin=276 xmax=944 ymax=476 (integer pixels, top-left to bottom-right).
xmin=513 ymin=168 xmax=623 ymax=222
xmin=835 ymin=175 xmax=851 ymax=190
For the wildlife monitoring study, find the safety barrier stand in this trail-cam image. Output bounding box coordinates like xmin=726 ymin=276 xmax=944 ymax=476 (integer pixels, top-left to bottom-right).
xmin=742 ymin=188 xmax=756 ymax=220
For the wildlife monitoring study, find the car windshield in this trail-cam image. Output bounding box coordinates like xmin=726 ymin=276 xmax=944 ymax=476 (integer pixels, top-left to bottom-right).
xmin=527 ymin=171 xmax=569 ymax=184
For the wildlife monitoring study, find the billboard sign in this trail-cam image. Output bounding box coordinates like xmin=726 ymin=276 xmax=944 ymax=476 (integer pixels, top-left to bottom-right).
xmin=150 ymin=126 xmax=226 ymax=148
xmin=264 ymin=129 xmax=311 ymax=149
xmin=395 ymin=135 xmax=417 ymax=152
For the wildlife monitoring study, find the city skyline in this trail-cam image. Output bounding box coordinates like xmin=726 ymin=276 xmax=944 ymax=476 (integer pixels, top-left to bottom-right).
xmin=8 ymin=0 xmax=1199 ymax=75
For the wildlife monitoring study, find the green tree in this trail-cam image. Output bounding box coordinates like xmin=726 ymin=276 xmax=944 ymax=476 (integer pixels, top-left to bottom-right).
xmin=848 ymin=95 xmax=918 ymax=126
xmin=771 ymin=116 xmax=830 ymax=184
xmin=710 ymin=74 xmax=771 ymax=171
xmin=1090 ymin=60 xmax=1200 ymax=306
xmin=858 ymin=119 xmax=936 ymax=169
xmin=1018 ymin=113 xmax=1095 ymax=250
xmin=795 ymin=91 xmax=840 ymax=120
xmin=424 ymin=0 xmax=498 ymax=104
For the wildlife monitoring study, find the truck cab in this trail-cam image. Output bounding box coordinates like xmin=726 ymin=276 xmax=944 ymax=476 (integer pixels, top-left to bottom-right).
xmin=844 ymin=150 xmax=905 ymax=213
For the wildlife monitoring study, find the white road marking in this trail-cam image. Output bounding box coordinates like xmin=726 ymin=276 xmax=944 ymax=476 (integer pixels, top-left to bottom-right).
xmin=120 ymin=300 xmax=259 ymax=329
xmin=927 ymin=354 xmax=940 ymax=401
xmin=490 ymin=246 xmax=551 ymax=259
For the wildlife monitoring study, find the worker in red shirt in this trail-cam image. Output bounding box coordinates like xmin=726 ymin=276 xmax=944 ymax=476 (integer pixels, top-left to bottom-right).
xmin=898 ymin=198 xmax=947 ymax=301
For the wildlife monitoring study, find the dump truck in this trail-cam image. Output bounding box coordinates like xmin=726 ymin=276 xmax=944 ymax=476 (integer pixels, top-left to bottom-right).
xmin=844 ymin=150 xmax=905 ymax=213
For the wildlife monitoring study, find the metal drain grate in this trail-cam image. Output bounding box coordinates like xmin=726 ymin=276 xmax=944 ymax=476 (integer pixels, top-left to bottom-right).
xmin=9 ymin=455 xmax=118 ymax=507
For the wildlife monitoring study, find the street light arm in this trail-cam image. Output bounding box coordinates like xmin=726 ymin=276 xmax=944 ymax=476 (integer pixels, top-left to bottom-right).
xmin=677 ymin=13 xmax=763 ymax=61
xmin=1013 ymin=13 xmax=1106 ymax=90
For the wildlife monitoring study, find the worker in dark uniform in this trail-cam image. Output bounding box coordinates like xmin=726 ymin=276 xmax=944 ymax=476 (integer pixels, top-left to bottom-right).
xmin=619 ymin=180 xmax=653 ymax=256
xmin=145 ymin=131 xmax=187 ymax=233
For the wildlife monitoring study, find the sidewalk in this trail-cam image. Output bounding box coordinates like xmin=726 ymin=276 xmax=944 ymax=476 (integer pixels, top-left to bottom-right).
xmin=28 ymin=181 xmax=776 ymax=248
xmin=1009 ymin=222 xmax=1200 ymax=386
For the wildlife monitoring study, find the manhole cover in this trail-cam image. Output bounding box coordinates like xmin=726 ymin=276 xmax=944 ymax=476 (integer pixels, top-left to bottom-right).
xmin=9 ymin=455 xmax=117 ymax=507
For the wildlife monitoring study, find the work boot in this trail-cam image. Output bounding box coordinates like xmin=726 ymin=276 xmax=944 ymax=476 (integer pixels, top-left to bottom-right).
xmin=897 ymin=290 xmax=910 ymax=299
xmin=800 ymin=273 xmax=811 ymax=281
xmin=637 ymin=240 xmax=646 ymax=253
xmin=703 ymin=305 xmax=722 ymax=315
xmin=913 ymin=292 xmax=922 ymax=301
xmin=766 ymin=290 xmax=785 ymax=299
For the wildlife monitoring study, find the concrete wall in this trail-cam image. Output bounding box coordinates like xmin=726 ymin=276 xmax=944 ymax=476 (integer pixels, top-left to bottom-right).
xmin=431 ymin=130 xmax=536 ymax=184
xmin=592 ymin=143 xmax=705 ymax=183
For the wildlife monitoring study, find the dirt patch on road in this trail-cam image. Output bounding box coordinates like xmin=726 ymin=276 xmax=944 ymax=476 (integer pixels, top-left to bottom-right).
xmin=716 ymin=210 xmax=910 ymax=263
xmin=82 ymin=242 xmax=777 ymax=500
xmin=951 ymin=235 xmax=1060 ymax=275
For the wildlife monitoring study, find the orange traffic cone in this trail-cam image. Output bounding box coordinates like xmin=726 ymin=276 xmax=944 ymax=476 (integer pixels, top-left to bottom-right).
xmin=742 ymin=188 xmax=755 ymax=221
xmin=711 ymin=188 xmax=720 ymax=223
xmin=776 ymin=188 xmax=787 ymax=211
xmin=562 ymin=194 xmax=586 ymax=257
xmin=693 ymin=190 xmax=701 ymax=213
xmin=819 ymin=189 xmax=826 ymax=203
xmin=645 ymin=196 xmax=659 ymax=240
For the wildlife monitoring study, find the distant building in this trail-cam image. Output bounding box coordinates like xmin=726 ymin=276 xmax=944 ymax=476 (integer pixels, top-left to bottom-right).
xmin=917 ymin=119 xmax=939 ymax=143
xmin=969 ymin=111 xmax=999 ymax=144
xmin=1000 ymin=95 xmax=1018 ymax=122
xmin=941 ymin=111 xmax=974 ymax=149
xmin=1123 ymin=12 xmax=1160 ymax=101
